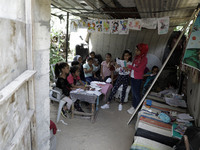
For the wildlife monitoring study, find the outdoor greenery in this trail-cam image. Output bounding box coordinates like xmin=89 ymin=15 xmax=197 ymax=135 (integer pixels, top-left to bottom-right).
xmin=50 ymin=29 xmax=66 ymax=80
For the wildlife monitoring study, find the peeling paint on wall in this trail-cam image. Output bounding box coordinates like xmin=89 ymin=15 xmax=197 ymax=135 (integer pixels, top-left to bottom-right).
xmin=0 ymin=19 xmax=26 ymax=90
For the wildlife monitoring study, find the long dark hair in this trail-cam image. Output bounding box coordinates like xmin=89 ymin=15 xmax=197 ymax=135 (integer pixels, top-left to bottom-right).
xmin=121 ymin=49 xmax=132 ymax=61
xmin=55 ymin=62 xmax=69 ymax=79
xmin=70 ymin=66 xmax=79 ymax=75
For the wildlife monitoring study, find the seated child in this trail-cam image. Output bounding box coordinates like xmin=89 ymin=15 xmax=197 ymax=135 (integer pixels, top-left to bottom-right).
xmin=83 ymin=57 xmax=97 ymax=84
xmin=71 ymin=57 xmax=85 ymax=82
xmin=101 ymin=53 xmax=114 ymax=83
xmin=67 ymin=65 xmax=85 ymax=88
xmin=55 ymin=62 xmax=73 ymax=118
xmin=90 ymin=51 xmax=100 ymax=77
xmin=55 ymin=62 xmax=84 ymax=118
xmin=142 ymin=66 xmax=159 ymax=96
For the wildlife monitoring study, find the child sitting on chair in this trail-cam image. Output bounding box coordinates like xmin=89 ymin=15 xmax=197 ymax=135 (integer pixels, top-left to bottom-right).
xmin=55 ymin=62 xmax=73 ymax=118
xmin=73 ymin=55 xmax=85 ymax=82
xmin=55 ymin=62 xmax=83 ymax=119
xmin=83 ymin=57 xmax=98 ymax=84
xmin=67 ymin=65 xmax=85 ymax=88
xmin=142 ymin=66 xmax=159 ymax=96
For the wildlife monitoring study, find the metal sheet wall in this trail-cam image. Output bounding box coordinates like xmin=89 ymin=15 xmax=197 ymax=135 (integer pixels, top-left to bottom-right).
xmin=89 ymin=28 xmax=173 ymax=61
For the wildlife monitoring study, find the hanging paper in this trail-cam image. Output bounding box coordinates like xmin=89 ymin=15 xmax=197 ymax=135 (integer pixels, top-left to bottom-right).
xmin=102 ymin=20 xmax=111 ymax=33
xmin=182 ymin=12 xmax=200 ymax=71
xmin=141 ymin=18 xmax=157 ymax=29
xmin=70 ymin=20 xmax=78 ymax=32
xmin=95 ymin=20 xmax=103 ymax=33
xmin=111 ymin=20 xmax=119 ymax=34
xmin=87 ymin=20 xmax=95 ymax=33
xmin=119 ymin=20 xmax=129 ymax=34
xmin=78 ymin=19 xmax=87 ymax=28
xmin=158 ymin=16 xmax=169 ymax=35
xmin=128 ymin=18 xmax=142 ymax=30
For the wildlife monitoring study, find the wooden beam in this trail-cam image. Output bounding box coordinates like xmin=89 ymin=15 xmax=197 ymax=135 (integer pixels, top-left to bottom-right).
xmin=73 ymin=111 xmax=93 ymax=116
xmin=4 ymin=110 xmax=34 ymax=150
xmin=66 ymin=12 xmax=69 ymax=62
xmin=0 ymin=70 xmax=36 ymax=105
xmin=25 ymin=0 xmax=38 ymax=149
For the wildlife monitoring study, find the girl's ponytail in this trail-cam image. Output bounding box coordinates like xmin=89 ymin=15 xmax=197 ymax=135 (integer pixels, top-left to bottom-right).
xmin=55 ymin=63 xmax=60 ymax=79
xmin=55 ymin=62 xmax=69 ymax=79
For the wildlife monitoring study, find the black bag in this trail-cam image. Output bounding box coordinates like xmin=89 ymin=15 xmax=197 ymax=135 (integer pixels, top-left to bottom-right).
xmin=174 ymin=126 xmax=200 ymax=150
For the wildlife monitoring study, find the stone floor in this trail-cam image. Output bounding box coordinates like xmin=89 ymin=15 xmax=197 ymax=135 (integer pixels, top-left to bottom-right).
xmin=50 ymin=98 xmax=137 ymax=150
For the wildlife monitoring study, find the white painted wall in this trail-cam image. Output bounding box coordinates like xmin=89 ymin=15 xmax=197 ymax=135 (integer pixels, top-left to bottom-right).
xmin=89 ymin=28 xmax=173 ymax=61
xmin=33 ymin=0 xmax=51 ymax=149
xmin=0 ymin=0 xmax=51 ymax=149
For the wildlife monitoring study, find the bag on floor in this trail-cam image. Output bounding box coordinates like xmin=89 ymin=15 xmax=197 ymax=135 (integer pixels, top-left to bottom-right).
xmin=174 ymin=126 xmax=200 ymax=150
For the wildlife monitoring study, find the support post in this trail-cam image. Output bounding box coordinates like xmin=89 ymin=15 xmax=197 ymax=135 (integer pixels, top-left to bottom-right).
xmin=66 ymin=12 xmax=69 ymax=62
xmin=127 ymin=8 xmax=199 ymax=125
xmin=25 ymin=0 xmax=38 ymax=149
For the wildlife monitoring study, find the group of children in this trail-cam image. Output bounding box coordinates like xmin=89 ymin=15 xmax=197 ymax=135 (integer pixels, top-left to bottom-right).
xmin=54 ymin=43 xmax=159 ymax=118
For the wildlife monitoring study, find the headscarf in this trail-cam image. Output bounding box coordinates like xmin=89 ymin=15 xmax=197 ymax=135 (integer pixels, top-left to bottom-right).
xmin=73 ymin=55 xmax=81 ymax=61
xmin=133 ymin=43 xmax=148 ymax=67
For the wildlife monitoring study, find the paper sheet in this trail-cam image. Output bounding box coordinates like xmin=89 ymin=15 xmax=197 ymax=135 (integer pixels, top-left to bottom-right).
xmin=164 ymin=97 xmax=187 ymax=108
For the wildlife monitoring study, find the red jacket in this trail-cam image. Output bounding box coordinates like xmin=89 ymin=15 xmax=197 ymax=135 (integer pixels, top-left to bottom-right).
xmin=128 ymin=57 xmax=147 ymax=79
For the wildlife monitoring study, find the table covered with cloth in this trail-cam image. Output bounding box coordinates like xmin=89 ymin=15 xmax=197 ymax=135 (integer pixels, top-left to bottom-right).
xmin=98 ymin=83 xmax=113 ymax=101
xmin=70 ymin=90 xmax=97 ymax=104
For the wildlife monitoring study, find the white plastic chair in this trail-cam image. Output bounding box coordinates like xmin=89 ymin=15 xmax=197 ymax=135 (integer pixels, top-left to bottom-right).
xmin=49 ymin=64 xmax=67 ymax=123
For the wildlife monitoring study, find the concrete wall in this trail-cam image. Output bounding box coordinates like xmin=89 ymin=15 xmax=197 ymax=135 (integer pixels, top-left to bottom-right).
xmin=0 ymin=0 xmax=50 ymax=149
xmin=89 ymin=28 xmax=173 ymax=61
xmin=0 ymin=0 xmax=30 ymax=149
xmin=33 ymin=0 xmax=51 ymax=149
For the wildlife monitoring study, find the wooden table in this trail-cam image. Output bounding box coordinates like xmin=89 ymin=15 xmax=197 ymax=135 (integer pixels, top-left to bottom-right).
xmin=70 ymin=90 xmax=100 ymax=123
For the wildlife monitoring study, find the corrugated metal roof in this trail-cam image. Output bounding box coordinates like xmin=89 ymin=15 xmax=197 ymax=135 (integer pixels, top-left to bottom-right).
xmin=51 ymin=0 xmax=199 ymax=26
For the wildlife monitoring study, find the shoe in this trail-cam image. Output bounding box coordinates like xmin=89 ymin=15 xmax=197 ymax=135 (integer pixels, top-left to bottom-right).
xmin=61 ymin=108 xmax=68 ymax=119
xmin=127 ymin=107 xmax=135 ymax=114
xmin=118 ymin=104 xmax=123 ymax=111
xmin=101 ymin=104 xmax=109 ymax=109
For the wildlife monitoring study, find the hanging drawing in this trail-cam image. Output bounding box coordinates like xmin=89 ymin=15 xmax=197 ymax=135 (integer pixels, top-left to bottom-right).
xmin=119 ymin=20 xmax=129 ymax=34
xmin=102 ymin=20 xmax=111 ymax=33
xmin=78 ymin=19 xmax=87 ymax=28
xmin=87 ymin=20 xmax=95 ymax=33
xmin=183 ymin=12 xmax=200 ymax=71
xmin=70 ymin=20 xmax=78 ymax=32
xmin=141 ymin=18 xmax=157 ymax=29
xmin=95 ymin=20 xmax=103 ymax=32
xmin=111 ymin=20 xmax=119 ymax=34
xmin=158 ymin=16 xmax=169 ymax=35
xmin=128 ymin=18 xmax=142 ymax=30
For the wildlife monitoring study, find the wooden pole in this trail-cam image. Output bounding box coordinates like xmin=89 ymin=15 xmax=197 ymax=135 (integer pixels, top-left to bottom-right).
xmin=127 ymin=8 xmax=199 ymax=125
xmin=66 ymin=12 xmax=69 ymax=62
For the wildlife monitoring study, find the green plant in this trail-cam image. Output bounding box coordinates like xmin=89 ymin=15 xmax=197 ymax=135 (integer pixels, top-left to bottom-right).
xmin=50 ymin=29 xmax=66 ymax=81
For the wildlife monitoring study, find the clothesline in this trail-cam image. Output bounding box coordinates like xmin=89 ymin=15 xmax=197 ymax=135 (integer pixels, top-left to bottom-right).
xmin=70 ymin=17 xmax=170 ymax=35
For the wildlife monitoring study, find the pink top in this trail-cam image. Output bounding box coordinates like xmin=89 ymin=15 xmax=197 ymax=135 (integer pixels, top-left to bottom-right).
xmin=101 ymin=61 xmax=112 ymax=77
xmin=67 ymin=74 xmax=80 ymax=85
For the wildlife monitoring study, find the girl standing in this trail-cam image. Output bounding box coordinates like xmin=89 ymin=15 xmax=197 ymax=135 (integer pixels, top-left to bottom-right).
xmin=101 ymin=50 xmax=132 ymax=111
xmin=127 ymin=43 xmax=148 ymax=114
